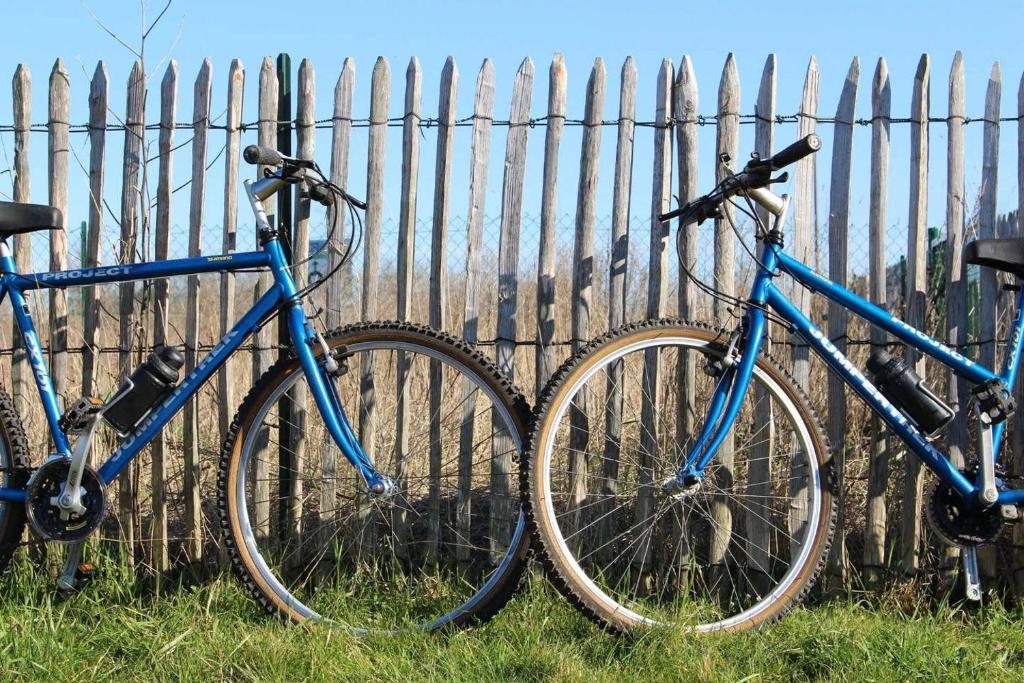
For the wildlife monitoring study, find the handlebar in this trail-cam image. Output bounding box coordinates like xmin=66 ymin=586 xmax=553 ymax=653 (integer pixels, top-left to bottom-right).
xmin=243 ymin=144 xmax=285 ymax=166
xmin=657 ymin=134 xmax=820 ymax=223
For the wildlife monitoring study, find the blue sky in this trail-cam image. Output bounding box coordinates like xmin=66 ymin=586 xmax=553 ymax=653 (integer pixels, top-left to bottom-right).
xmin=0 ymin=1 xmax=1023 ymax=272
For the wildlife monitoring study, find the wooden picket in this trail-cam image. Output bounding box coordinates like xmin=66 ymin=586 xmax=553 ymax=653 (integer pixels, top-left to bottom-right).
xmin=46 ymin=59 xmax=69 ymax=406
xmin=825 ymin=57 xmax=859 ymax=580
xmin=863 ymin=57 xmax=891 ymax=587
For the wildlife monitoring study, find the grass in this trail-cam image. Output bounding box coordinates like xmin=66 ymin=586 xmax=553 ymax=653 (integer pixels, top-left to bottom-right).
xmin=0 ymin=561 xmax=1023 ymax=682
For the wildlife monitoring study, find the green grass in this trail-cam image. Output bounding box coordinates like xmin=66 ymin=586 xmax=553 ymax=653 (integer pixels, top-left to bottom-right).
xmin=0 ymin=561 xmax=1023 ymax=682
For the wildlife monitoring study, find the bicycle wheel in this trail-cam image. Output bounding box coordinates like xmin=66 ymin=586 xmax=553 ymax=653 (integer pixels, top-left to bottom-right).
xmin=218 ymin=321 xmax=531 ymax=631
xmin=523 ymin=319 xmax=835 ymax=633
xmin=0 ymin=388 xmax=28 ymax=572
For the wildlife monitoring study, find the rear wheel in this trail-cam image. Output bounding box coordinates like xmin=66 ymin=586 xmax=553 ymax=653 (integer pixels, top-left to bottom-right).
xmin=0 ymin=388 xmax=29 ymax=573
xmin=523 ymin=319 xmax=835 ymax=633
xmin=219 ymin=321 xmax=531 ymax=632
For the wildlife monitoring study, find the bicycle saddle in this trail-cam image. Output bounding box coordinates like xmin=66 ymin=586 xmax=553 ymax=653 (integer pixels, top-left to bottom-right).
xmin=0 ymin=201 xmax=63 ymax=236
xmin=965 ymin=238 xmax=1024 ymax=279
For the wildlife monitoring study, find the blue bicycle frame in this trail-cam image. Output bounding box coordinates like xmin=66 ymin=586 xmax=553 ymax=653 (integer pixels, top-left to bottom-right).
xmin=0 ymin=175 xmax=387 ymax=503
xmin=675 ymin=197 xmax=1024 ymax=508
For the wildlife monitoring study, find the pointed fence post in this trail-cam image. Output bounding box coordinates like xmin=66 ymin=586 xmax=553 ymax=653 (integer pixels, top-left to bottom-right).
xmin=47 ymin=59 xmax=69 ymax=406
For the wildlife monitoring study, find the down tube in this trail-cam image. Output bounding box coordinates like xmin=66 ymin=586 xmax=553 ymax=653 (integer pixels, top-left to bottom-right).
xmin=97 ymin=285 xmax=282 ymax=484
xmin=765 ymin=284 xmax=975 ymax=498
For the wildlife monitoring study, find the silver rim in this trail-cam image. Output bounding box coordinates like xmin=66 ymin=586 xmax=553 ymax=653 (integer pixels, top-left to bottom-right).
xmin=233 ymin=338 xmax=526 ymax=631
xmin=537 ymin=333 xmax=824 ymax=632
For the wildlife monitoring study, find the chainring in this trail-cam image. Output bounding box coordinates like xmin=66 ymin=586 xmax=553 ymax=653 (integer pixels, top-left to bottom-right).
xmin=926 ymin=463 xmax=1005 ymax=547
xmin=25 ymin=457 xmax=107 ymax=543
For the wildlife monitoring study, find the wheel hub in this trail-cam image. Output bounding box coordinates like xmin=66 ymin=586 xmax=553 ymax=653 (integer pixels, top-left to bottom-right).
xmin=26 ymin=457 xmax=107 ymax=543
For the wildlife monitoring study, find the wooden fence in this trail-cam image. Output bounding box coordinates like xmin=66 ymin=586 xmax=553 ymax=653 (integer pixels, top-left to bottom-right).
xmin=4 ymin=50 xmax=1024 ymax=594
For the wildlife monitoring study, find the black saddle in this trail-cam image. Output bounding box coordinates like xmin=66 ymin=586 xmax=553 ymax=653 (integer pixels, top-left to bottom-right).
xmin=965 ymin=238 xmax=1024 ymax=279
xmin=0 ymin=201 xmax=63 ymax=236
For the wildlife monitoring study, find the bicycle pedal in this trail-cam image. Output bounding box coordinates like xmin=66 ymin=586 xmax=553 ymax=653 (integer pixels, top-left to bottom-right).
xmin=59 ymin=396 xmax=104 ymax=433
xmin=56 ymin=563 xmax=98 ymax=598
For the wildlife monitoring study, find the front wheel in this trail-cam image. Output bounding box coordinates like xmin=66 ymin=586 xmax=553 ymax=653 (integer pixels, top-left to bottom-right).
xmin=523 ymin=319 xmax=836 ymax=633
xmin=218 ymin=321 xmax=531 ymax=632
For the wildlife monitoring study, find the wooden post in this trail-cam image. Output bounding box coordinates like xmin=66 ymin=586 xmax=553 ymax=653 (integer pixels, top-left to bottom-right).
xmin=825 ymin=57 xmax=859 ymax=584
xmin=633 ymin=59 xmax=673 ymax=577
xmin=535 ymin=54 xmax=567 ymax=397
xmin=900 ymin=54 xmax=931 ymax=576
xmin=251 ymin=56 xmax=278 ymax=540
xmin=392 ymin=56 xmax=421 ymax=558
xmin=942 ymin=52 xmax=968 ymax=581
xmin=791 ymin=56 xmax=819 ymax=389
xmin=492 ymin=57 xmax=533 ymax=558
xmin=674 ymin=54 xmax=699 ymax=459
xmin=976 ymin=61 xmax=1001 ymax=580
xmin=457 ymin=58 xmax=496 ymax=563
xmin=788 ymin=57 xmax=819 ymax=556
xmin=567 ymin=59 xmax=604 ymax=541
xmin=82 ymin=62 xmax=107 ymax=401
xmin=327 ymin=59 xmax=355 ymax=328
xmin=425 ymin=57 xmax=458 ymax=562
xmin=218 ymin=59 xmax=244 ymax=439
xmin=116 ymin=61 xmax=145 ymax=563
xmin=1015 ymin=69 xmax=1024 ymax=599
xmin=746 ymin=53 xmax=776 ymax=588
xmin=356 ymin=57 xmax=389 ymax=555
xmin=709 ymin=54 xmax=739 ymax=574
xmin=47 ymin=59 xmax=69 ymax=405
xmin=183 ymin=58 xmax=212 ymax=564
xmin=150 ymin=60 xmax=177 ymax=575
xmin=286 ymin=57 xmax=314 ymax=541
xmin=863 ymin=57 xmax=891 ymax=587
xmin=600 ymin=57 xmax=636 ymax=548
xmin=11 ymin=65 xmax=32 ymax=429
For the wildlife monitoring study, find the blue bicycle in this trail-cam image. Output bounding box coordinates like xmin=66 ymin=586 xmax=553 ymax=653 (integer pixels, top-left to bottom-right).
xmin=523 ymin=134 xmax=1023 ymax=632
xmin=0 ymin=145 xmax=530 ymax=631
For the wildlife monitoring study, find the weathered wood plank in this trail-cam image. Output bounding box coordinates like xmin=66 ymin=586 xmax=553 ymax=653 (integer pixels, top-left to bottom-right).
xmin=941 ymin=51 xmax=968 ymax=581
xmin=116 ymin=61 xmax=145 ymax=562
xmin=747 ymin=53 xmax=776 ymax=586
xmin=535 ymin=54 xmax=567 ymax=397
xmin=150 ymin=60 xmax=177 ymax=575
xmin=356 ymin=57 xmax=390 ymax=555
xmin=492 ymin=57 xmax=533 ymax=559
xmin=825 ymin=57 xmax=859 ymax=583
xmin=392 ymin=56 xmax=421 ymax=559
xmin=457 ymin=58 xmax=496 ymax=563
xmin=708 ymin=53 xmax=739 ymax=573
xmin=251 ymin=56 xmax=277 ymax=540
xmin=632 ymin=58 xmax=673 ymax=578
xmin=976 ymin=61 xmax=1002 ymax=580
xmin=327 ymin=58 xmax=355 ymax=328
xmin=217 ymin=59 xmax=244 ymax=440
xmin=47 ymin=59 xmax=69 ymax=405
xmin=864 ymin=57 xmax=891 ymax=587
xmin=11 ymin=65 xmax=31 ymax=428
xmin=427 ymin=56 xmax=457 ymax=562
xmin=285 ymin=57 xmax=315 ymax=541
xmin=899 ymin=54 xmax=931 ymax=575
xmin=1015 ymin=68 xmax=1024 ymax=599
xmin=567 ymin=58 xmax=604 ymax=543
xmin=788 ymin=56 xmax=819 ymax=558
xmin=674 ymin=54 xmax=699 ymax=448
xmin=791 ymin=56 xmax=819 ymax=389
xmin=182 ymin=58 xmax=212 ymax=564
xmin=598 ymin=56 xmax=636 ymax=553
xmin=82 ymin=62 xmax=107 ymax=402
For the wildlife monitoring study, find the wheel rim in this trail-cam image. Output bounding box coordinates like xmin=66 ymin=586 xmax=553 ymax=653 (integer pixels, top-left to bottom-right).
xmin=536 ymin=334 xmax=824 ymax=631
xmin=232 ymin=338 xmax=525 ymax=631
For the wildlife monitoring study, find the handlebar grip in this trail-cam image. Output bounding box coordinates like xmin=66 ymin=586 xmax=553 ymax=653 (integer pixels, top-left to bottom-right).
xmin=657 ymin=205 xmax=685 ymax=222
xmin=768 ymin=134 xmax=821 ymax=170
xmin=243 ymin=144 xmax=284 ymax=167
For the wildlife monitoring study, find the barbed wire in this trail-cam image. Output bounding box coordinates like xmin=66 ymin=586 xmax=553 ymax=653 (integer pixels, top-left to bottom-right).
xmin=2 ymin=110 xmax=1021 ymax=135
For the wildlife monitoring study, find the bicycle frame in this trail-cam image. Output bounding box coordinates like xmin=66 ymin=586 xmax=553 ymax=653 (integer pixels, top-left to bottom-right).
xmin=0 ymin=178 xmax=384 ymax=504
xmin=678 ymin=227 xmax=1024 ymax=508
